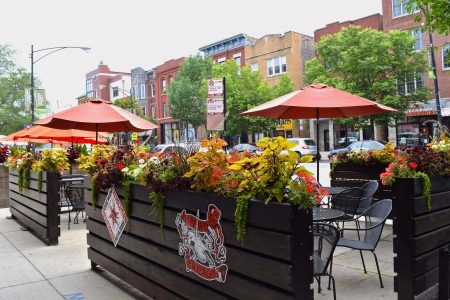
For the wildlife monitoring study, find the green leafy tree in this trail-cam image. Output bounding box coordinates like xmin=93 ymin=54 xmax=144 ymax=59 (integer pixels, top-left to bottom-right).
xmin=407 ymin=0 xmax=450 ymax=35
xmin=305 ymin=26 xmax=428 ymax=134
xmin=113 ymin=96 xmax=144 ymax=117
xmin=0 ymin=45 xmax=33 ymax=134
xmin=168 ymin=54 xmax=213 ymax=138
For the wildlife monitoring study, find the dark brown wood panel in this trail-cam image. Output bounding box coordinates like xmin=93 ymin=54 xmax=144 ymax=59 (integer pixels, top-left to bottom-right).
xmin=9 ymin=190 xmax=47 ymax=215
xmin=10 ymin=199 xmax=47 ymax=227
xmin=9 ymin=175 xmax=48 ymax=193
xmin=414 ymin=207 xmax=450 ymax=236
xmin=10 ymin=207 xmax=47 ymax=238
xmin=9 ymin=183 xmax=48 ymax=204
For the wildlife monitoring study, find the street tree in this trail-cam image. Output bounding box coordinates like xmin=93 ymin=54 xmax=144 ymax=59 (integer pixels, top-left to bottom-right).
xmin=305 ymin=26 xmax=428 ymax=136
xmin=169 ymin=54 xmax=213 ymax=138
xmin=0 ymin=45 xmax=33 ymax=134
xmin=211 ymin=60 xmax=295 ymax=136
xmin=113 ymin=96 xmax=144 ymax=117
xmin=407 ymin=0 xmax=450 ymax=35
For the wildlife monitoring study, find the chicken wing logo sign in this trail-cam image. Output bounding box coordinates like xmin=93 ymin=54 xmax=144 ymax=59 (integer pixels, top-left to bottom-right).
xmin=101 ymin=187 xmax=128 ymax=247
xmin=175 ymin=204 xmax=228 ymax=283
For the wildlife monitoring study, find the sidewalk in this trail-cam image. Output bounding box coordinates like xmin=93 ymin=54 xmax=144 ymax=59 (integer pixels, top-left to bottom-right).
xmin=0 ymin=208 xmax=149 ymax=300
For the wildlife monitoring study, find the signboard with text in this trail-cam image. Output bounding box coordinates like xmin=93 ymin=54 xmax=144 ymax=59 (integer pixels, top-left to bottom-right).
xmin=207 ymin=79 xmax=225 ymax=131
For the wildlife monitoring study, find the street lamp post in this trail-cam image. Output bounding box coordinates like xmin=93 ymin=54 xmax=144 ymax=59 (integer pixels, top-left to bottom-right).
xmin=427 ymin=32 xmax=443 ymax=124
xmin=30 ymin=45 xmax=90 ymax=123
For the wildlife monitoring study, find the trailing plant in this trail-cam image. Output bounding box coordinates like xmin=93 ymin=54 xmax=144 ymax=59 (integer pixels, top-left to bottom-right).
xmin=91 ymin=176 xmax=98 ymax=208
xmin=37 ymin=170 xmax=43 ymax=193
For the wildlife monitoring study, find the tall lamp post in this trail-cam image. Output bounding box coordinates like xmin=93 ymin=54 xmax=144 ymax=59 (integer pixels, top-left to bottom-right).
xmin=30 ymin=45 xmax=90 ymax=123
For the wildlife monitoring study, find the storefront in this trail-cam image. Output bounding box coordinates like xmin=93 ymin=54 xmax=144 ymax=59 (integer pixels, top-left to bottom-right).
xmin=275 ymin=119 xmax=293 ymax=138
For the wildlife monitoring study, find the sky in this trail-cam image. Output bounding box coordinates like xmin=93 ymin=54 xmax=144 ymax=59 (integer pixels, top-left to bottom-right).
xmin=0 ymin=0 xmax=381 ymax=114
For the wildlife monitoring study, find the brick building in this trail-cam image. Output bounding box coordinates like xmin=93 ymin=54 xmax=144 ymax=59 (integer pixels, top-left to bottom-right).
xmin=199 ymin=33 xmax=257 ymax=67
xmin=85 ymin=61 xmax=131 ymax=102
xmin=245 ymin=31 xmax=314 ymax=138
xmin=153 ymin=57 xmax=186 ymax=144
xmin=382 ymin=0 xmax=450 ymax=145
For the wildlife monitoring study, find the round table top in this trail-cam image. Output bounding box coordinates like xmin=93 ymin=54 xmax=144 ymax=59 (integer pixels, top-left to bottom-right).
xmin=322 ymin=186 xmax=349 ymax=196
xmin=313 ymin=207 xmax=345 ymax=222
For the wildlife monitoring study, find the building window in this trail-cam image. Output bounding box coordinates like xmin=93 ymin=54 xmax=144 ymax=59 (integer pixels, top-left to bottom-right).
xmin=151 ymin=105 xmax=156 ymax=118
xmin=141 ymin=106 xmax=147 ymax=116
xmin=161 ymin=79 xmax=166 ymax=95
xmin=151 ymin=81 xmax=155 ymax=97
xmin=392 ymin=0 xmax=418 ymax=18
xmin=217 ymin=57 xmax=226 ymax=65
xmin=397 ymin=72 xmax=423 ymax=95
xmin=140 ymin=84 xmax=146 ymax=99
xmin=162 ymin=102 xmax=168 ymax=118
xmin=234 ymin=56 xmax=241 ymax=66
xmin=443 ymin=44 xmax=450 ymax=70
xmin=112 ymin=87 xmax=119 ymax=97
xmin=411 ymin=27 xmax=423 ymax=51
xmin=251 ymin=63 xmax=259 ymax=72
xmin=133 ymin=85 xmax=139 ymax=99
xmin=267 ymin=55 xmax=287 ymax=76
xmin=86 ymin=78 xmax=93 ymax=97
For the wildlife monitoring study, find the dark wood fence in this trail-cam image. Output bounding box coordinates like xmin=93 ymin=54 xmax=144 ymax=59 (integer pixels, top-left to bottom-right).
xmin=393 ymin=176 xmax=450 ymax=300
xmin=331 ymin=162 xmax=392 ymax=199
xmin=9 ymin=170 xmax=60 ymax=245
xmin=85 ymin=181 xmax=314 ymax=300
xmin=0 ymin=166 xmax=9 ymax=207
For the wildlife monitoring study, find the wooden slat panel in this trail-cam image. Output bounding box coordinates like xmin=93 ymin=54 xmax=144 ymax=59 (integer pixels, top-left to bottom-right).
xmin=9 ymin=175 xmax=47 ymax=193
xmin=9 ymin=183 xmax=47 ymax=205
xmin=9 ymin=169 xmax=47 ymax=181
xmin=10 ymin=207 xmax=47 ymax=239
xmin=9 ymin=190 xmax=47 ymax=215
xmin=88 ymin=248 xmax=184 ymax=300
xmin=10 ymin=199 xmax=47 ymax=227
xmin=413 ymin=266 xmax=438 ymax=296
xmin=413 ymin=191 xmax=450 ymax=216
xmin=87 ymin=233 xmax=292 ymax=300
xmin=86 ymin=207 xmax=293 ymax=291
xmin=414 ymin=225 xmax=450 ymax=256
xmin=414 ymin=207 xmax=450 ymax=236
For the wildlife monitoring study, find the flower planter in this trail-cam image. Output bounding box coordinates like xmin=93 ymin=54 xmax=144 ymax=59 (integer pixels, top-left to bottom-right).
xmin=0 ymin=166 xmax=9 ymax=208
xmin=8 ymin=169 xmax=60 ymax=245
xmin=393 ymin=176 xmax=450 ymax=300
xmin=84 ymin=180 xmax=314 ymax=300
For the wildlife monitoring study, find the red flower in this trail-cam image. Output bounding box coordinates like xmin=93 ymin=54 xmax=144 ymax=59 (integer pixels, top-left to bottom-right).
xmin=139 ymin=152 xmax=146 ymax=158
xmin=409 ymin=162 xmax=417 ymax=169
xmin=117 ymin=163 xmax=124 ymax=170
xmin=97 ymin=159 xmax=102 ymax=166
xmin=306 ymin=183 xmax=314 ymax=194
xmin=319 ymin=188 xmax=329 ymax=196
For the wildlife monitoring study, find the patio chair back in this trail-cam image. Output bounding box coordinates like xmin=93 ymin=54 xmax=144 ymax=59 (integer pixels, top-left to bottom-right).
xmin=361 ymin=199 xmax=392 ymax=249
xmin=358 ymin=181 xmax=379 ymax=212
xmin=313 ymin=223 xmax=340 ymax=275
xmin=65 ymin=184 xmax=86 ymax=213
xmin=331 ymin=187 xmax=362 ymax=217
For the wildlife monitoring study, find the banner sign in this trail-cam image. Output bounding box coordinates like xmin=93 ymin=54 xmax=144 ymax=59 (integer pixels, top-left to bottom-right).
xmin=276 ymin=119 xmax=293 ymax=130
xmin=102 ymin=187 xmax=128 ymax=247
xmin=175 ymin=204 xmax=228 ymax=283
xmin=207 ymin=79 xmax=225 ymax=131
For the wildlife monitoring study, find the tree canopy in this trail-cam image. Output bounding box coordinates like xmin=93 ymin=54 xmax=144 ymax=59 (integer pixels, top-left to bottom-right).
xmin=0 ymin=45 xmax=33 ymax=134
xmin=168 ymin=54 xmax=213 ymax=136
xmin=407 ymin=0 xmax=450 ymax=35
xmin=211 ymin=61 xmax=295 ymax=136
xmin=305 ymin=26 xmax=429 ymax=128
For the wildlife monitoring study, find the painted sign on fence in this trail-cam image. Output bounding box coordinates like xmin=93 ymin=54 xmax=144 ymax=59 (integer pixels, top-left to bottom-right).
xmin=175 ymin=204 xmax=228 ymax=283
xmin=101 ymin=187 xmax=127 ymax=247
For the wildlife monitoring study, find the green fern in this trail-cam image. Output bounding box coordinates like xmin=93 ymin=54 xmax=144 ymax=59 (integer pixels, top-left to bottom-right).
xmin=150 ymin=191 xmax=165 ymax=232
xmin=37 ymin=170 xmax=43 ymax=193
xmin=235 ymin=195 xmax=251 ymax=242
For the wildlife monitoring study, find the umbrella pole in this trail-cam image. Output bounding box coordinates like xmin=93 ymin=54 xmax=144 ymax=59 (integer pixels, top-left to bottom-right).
xmin=95 ymin=124 xmax=98 ymax=145
xmin=70 ymin=137 xmax=73 ymax=174
xmin=316 ymin=108 xmax=320 ymax=183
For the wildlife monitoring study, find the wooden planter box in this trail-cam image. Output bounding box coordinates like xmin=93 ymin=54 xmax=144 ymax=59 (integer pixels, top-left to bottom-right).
xmin=330 ymin=162 xmax=392 ymax=200
xmin=0 ymin=165 xmax=9 ymax=208
xmin=9 ymin=169 xmax=60 ymax=245
xmin=393 ymin=176 xmax=450 ymax=300
xmin=84 ymin=182 xmax=314 ymax=300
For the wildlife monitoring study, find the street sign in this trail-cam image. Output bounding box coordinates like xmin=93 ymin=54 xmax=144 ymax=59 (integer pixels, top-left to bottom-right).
xmin=101 ymin=187 xmax=128 ymax=247
xmin=207 ymin=78 xmax=225 ymax=131
xmin=207 ymin=79 xmax=223 ymax=95
xmin=131 ymin=132 xmax=138 ymax=140
xmin=207 ymin=98 xmax=224 ymax=115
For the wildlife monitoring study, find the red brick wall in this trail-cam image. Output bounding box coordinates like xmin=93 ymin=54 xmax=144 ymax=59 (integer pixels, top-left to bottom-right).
xmin=314 ymin=14 xmax=382 ymax=43
xmin=210 ymin=46 xmax=246 ymax=67
xmin=382 ymin=0 xmax=450 ymax=99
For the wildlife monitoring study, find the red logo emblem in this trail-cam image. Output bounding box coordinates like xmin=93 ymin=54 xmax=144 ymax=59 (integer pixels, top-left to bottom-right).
xmin=175 ymin=204 xmax=228 ymax=283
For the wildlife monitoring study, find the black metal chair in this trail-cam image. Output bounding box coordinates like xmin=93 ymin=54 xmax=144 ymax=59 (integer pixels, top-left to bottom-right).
xmin=331 ymin=199 xmax=392 ymax=289
xmin=357 ymin=181 xmax=379 ymax=214
xmin=330 ymin=187 xmax=363 ymax=234
xmin=64 ymin=184 xmax=86 ymax=229
xmin=313 ymin=223 xmax=340 ymax=300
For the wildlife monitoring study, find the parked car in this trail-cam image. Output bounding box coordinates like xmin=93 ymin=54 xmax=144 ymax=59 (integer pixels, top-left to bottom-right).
xmin=328 ymin=140 xmax=385 ymax=160
xmin=280 ymin=138 xmax=320 ymax=160
xmin=150 ymin=144 xmax=188 ymax=156
xmin=228 ymin=143 xmax=262 ymax=155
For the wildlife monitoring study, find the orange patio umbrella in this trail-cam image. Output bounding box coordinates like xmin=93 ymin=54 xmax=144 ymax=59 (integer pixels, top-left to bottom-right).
xmin=241 ymin=83 xmax=397 ymax=180
xmin=17 ymin=125 xmax=109 ymax=142
xmin=34 ymin=99 xmax=157 ymax=143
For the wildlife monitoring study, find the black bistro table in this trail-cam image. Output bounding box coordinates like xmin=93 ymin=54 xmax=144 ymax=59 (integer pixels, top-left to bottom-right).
xmin=312 ymin=207 xmax=345 ymax=222
xmin=322 ymin=186 xmax=349 ymax=197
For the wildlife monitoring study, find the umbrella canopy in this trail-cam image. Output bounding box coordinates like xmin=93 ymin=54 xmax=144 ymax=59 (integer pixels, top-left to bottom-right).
xmin=34 ymin=99 xmax=157 ymax=133
xmin=17 ymin=126 xmax=108 ymax=141
xmin=241 ymin=83 xmax=397 ymax=181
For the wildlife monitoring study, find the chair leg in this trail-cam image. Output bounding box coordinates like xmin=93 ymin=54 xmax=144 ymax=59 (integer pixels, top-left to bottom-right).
xmin=356 ymin=219 xmax=361 ymax=240
xmin=373 ymin=251 xmax=384 ymax=288
xmin=68 ymin=209 xmax=71 ymax=230
xmin=328 ymin=255 xmax=333 ymax=290
xmin=329 ymin=274 xmax=337 ymax=300
xmin=317 ymin=276 xmax=322 ymax=293
xmin=360 ymin=250 xmax=367 ymax=273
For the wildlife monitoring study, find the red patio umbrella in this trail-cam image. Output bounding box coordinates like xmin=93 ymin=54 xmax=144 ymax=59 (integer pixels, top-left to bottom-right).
xmin=241 ymin=83 xmax=397 ymax=180
xmin=34 ymin=99 xmax=157 ymax=143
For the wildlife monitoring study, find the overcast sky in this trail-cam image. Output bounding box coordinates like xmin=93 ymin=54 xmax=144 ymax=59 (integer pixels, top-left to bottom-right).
xmin=1 ymin=0 xmax=381 ymax=114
